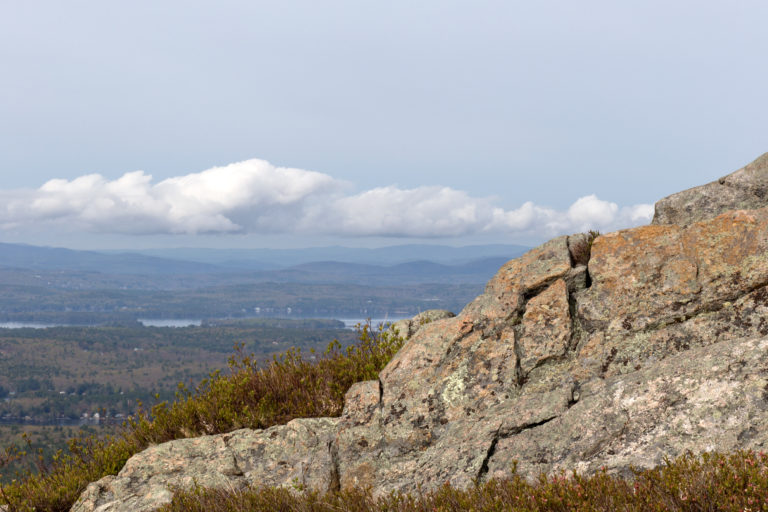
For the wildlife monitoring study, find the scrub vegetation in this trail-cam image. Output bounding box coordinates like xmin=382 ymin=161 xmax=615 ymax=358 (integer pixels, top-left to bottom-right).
xmin=0 ymin=323 xmax=402 ymax=511
xmin=0 ymin=320 xmax=355 ymax=426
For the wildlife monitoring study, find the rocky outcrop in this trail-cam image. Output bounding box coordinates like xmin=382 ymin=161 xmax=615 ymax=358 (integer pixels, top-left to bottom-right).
xmin=73 ymin=155 xmax=768 ymax=510
xmin=389 ymin=309 xmax=455 ymax=339
xmin=72 ymin=418 xmax=339 ymax=512
xmin=653 ymin=152 xmax=768 ymax=225
xmin=333 ymin=213 xmax=768 ymax=494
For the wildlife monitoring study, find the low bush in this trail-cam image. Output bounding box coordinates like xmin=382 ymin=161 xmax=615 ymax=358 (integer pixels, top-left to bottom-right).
xmin=0 ymin=322 xmax=404 ymax=512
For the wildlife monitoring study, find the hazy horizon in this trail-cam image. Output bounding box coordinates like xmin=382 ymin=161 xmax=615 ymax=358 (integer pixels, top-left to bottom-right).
xmin=0 ymin=239 xmax=531 ymax=260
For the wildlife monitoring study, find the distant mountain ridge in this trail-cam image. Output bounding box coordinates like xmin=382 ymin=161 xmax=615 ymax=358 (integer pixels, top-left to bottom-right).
xmin=0 ymin=242 xmax=528 ymax=284
xmin=247 ymin=257 xmax=514 ymax=285
xmin=0 ymin=242 xmax=219 ymax=275
xmin=0 ymin=242 xmax=523 ymax=327
xmin=125 ymin=244 xmax=530 ymax=268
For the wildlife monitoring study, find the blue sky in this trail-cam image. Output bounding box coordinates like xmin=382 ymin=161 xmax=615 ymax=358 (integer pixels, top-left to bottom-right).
xmin=1 ymin=1 xmax=766 ymax=249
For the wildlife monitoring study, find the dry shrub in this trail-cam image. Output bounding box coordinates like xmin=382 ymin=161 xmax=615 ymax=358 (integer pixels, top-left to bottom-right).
xmin=0 ymin=322 xmax=403 ymax=512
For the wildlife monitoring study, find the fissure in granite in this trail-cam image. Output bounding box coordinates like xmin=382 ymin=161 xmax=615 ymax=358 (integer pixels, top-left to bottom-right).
xmin=476 ymin=425 xmax=502 ymax=481
xmin=328 ymin=440 xmax=341 ymax=493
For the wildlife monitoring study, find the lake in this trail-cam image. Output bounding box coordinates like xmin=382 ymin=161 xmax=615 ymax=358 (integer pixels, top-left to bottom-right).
xmin=0 ymin=317 xmax=406 ymax=330
xmin=0 ymin=417 xmax=106 ymax=427
xmin=138 ymin=318 xmax=202 ymax=327
xmin=0 ymin=322 xmax=62 ymax=329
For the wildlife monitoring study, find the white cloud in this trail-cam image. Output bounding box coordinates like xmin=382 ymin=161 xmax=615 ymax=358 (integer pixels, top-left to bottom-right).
xmin=306 ymin=186 xmax=495 ymax=237
xmin=0 ymin=159 xmax=654 ymax=239
xmin=486 ymin=195 xmax=653 ymax=238
xmin=1 ymin=160 xmax=339 ymax=235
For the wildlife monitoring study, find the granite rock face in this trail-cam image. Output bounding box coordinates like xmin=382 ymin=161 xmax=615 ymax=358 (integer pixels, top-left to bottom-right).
xmin=73 ymin=155 xmax=768 ymax=509
xmin=653 ymin=152 xmax=768 ymax=225
xmin=71 ymin=418 xmax=339 ymax=512
xmin=336 ymin=207 xmax=768 ymax=495
xmin=484 ymin=334 xmax=768 ymax=481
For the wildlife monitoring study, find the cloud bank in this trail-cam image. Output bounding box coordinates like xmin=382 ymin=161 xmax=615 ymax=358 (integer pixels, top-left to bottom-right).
xmin=0 ymin=159 xmax=653 ymax=239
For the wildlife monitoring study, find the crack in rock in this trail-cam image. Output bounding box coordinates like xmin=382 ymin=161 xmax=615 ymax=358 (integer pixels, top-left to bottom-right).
xmin=477 ymin=415 xmax=560 ymax=481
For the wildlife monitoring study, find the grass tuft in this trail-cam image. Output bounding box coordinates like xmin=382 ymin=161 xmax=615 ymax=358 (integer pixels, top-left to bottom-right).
xmin=570 ymin=230 xmax=600 ymax=267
